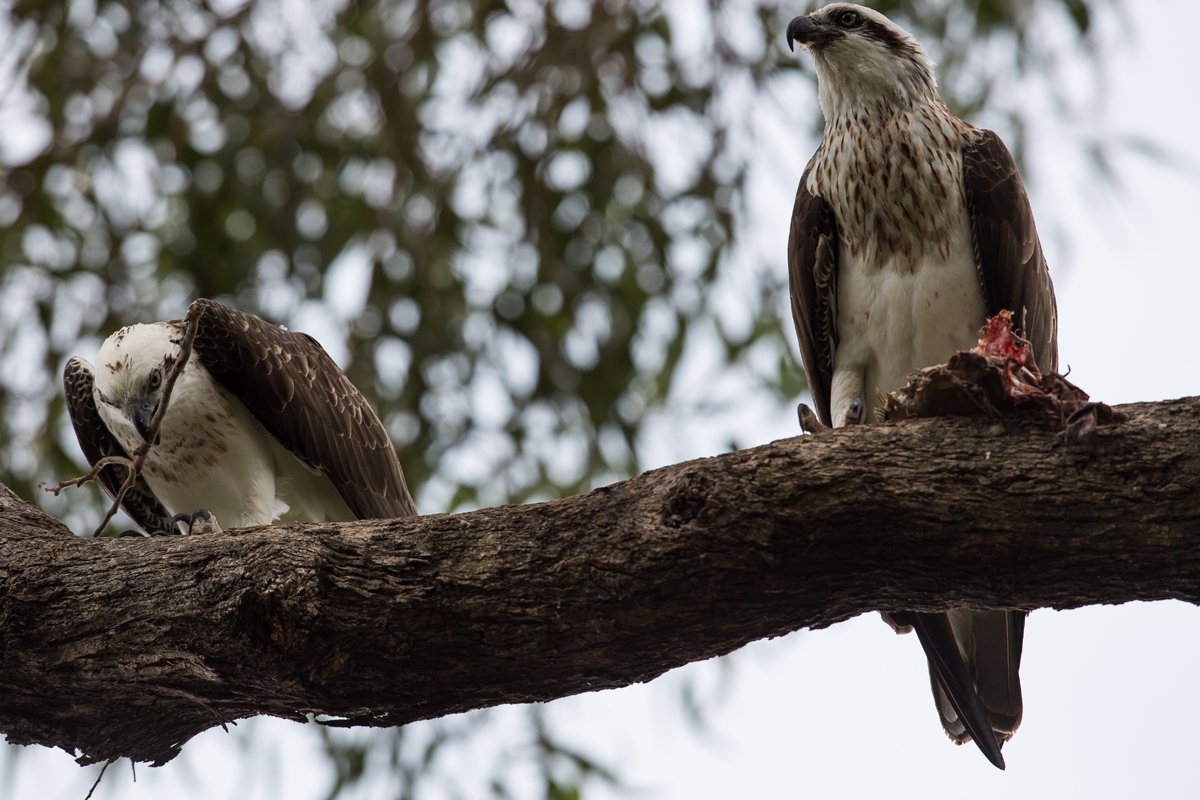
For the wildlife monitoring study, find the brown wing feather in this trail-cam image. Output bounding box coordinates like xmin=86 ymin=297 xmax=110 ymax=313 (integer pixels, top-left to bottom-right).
xmin=63 ymin=357 xmax=172 ymax=533
xmin=186 ymin=299 xmax=417 ymax=520
xmin=963 ymin=130 xmax=1059 ymax=373
xmin=787 ymin=162 xmax=840 ymax=427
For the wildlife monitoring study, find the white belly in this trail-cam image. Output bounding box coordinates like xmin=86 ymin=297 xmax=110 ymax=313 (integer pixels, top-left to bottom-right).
xmin=97 ymin=366 xmax=352 ymax=529
xmin=145 ymin=397 xmax=354 ymax=526
xmin=99 ymin=385 xmax=285 ymax=527
xmin=830 ymin=223 xmax=985 ymax=426
xmin=149 ymin=399 xmax=285 ymax=526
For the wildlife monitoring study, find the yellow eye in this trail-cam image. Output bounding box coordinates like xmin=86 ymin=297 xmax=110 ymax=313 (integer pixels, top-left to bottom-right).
xmin=148 ymin=368 xmax=162 ymax=390
xmin=838 ymin=10 xmax=861 ymax=27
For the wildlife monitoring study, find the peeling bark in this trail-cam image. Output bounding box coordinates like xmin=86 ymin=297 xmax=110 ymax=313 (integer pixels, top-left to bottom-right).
xmin=1 ymin=397 xmax=1198 ymax=766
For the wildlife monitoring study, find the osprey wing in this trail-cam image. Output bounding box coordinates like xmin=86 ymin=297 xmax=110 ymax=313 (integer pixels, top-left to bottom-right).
xmin=186 ymin=298 xmax=417 ymax=520
xmin=787 ymin=162 xmax=840 ymax=427
xmin=963 ymin=130 xmax=1059 ymax=373
xmin=63 ymin=357 xmax=173 ymax=533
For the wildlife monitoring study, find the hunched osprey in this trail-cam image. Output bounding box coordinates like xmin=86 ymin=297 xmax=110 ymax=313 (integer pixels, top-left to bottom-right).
xmin=65 ymin=298 xmax=416 ymax=534
xmin=785 ymin=4 xmax=1058 ymax=769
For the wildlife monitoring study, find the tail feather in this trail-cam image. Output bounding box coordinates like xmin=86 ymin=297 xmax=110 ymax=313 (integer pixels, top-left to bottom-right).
xmin=965 ymin=609 xmax=1025 ymax=736
xmin=891 ymin=609 xmax=1024 ymax=770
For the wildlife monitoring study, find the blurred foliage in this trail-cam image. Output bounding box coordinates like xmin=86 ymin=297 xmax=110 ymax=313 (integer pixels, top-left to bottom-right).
xmin=310 ymin=707 xmax=619 ymax=800
xmin=0 ymin=0 xmax=1117 ymax=797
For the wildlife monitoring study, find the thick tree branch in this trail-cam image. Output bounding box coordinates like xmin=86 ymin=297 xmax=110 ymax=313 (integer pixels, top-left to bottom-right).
xmin=2 ymin=397 xmax=1198 ymax=766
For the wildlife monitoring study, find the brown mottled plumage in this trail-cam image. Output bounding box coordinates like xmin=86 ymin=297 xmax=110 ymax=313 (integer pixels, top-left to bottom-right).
xmin=187 ymin=299 xmax=415 ymax=521
xmin=786 ymin=3 xmax=1058 ymax=769
xmin=65 ymin=298 xmax=416 ymax=533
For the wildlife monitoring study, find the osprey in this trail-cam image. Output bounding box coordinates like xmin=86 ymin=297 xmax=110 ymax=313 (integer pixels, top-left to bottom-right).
xmin=786 ymin=4 xmax=1057 ymax=769
xmin=64 ymin=298 xmax=416 ymax=534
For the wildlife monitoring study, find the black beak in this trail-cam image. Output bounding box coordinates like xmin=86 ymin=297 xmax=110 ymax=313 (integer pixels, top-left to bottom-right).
xmin=131 ymin=400 xmax=161 ymax=445
xmin=786 ymin=15 xmax=821 ymax=51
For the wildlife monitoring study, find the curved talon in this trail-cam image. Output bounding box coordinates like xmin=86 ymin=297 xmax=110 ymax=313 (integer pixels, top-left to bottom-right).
xmin=118 ymin=526 xmax=178 ymax=537
xmin=152 ymin=508 xmax=222 ymax=536
xmin=187 ymin=508 xmax=222 ymax=535
xmin=797 ymin=402 xmax=830 ymax=434
xmin=168 ymin=512 xmax=193 ymax=535
xmin=843 ymin=397 xmax=864 ymax=425
xmin=126 ymin=511 xmax=201 ymax=537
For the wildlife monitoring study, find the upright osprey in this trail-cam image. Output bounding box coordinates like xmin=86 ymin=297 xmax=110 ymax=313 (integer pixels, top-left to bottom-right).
xmin=785 ymin=4 xmax=1057 ymax=769
xmin=65 ymin=298 xmax=416 ymax=533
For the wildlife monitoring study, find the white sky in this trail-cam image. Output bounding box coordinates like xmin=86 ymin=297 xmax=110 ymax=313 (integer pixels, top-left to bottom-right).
xmin=7 ymin=0 xmax=1200 ymax=798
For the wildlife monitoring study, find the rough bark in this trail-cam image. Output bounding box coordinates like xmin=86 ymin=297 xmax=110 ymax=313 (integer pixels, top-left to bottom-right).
xmin=2 ymin=396 xmax=1198 ymax=767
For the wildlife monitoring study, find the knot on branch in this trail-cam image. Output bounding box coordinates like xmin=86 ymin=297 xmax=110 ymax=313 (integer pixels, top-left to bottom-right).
xmin=660 ymin=473 xmax=712 ymax=528
xmin=234 ymin=588 xmax=288 ymax=648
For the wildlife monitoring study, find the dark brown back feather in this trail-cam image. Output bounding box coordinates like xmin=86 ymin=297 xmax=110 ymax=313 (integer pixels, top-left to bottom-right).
xmin=963 ymin=130 xmax=1059 ymax=372
xmin=787 ymin=162 xmax=840 ymax=427
xmin=187 ymin=298 xmax=417 ymax=520
xmin=63 ymin=357 xmax=173 ymax=533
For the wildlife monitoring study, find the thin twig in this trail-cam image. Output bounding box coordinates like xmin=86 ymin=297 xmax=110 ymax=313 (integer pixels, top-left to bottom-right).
xmin=90 ymin=311 xmax=201 ymax=536
xmin=83 ymin=759 xmax=112 ymax=800
xmin=40 ymin=456 xmax=139 ymax=496
xmin=40 ymin=306 xmax=202 ymax=537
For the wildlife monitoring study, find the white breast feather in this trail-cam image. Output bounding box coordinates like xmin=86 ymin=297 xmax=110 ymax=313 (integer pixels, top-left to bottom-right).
xmin=809 ymin=102 xmax=985 ymax=426
xmin=830 ymin=218 xmax=985 ymax=425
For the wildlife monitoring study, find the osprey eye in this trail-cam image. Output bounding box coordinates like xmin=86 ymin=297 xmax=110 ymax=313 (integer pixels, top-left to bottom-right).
xmin=838 ymin=10 xmax=861 ymax=27
xmin=147 ymin=368 xmax=162 ymax=390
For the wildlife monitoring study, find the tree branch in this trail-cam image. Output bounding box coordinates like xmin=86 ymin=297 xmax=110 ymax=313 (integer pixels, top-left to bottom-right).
xmin=2 ymin=397 xmax=1198 ymax=766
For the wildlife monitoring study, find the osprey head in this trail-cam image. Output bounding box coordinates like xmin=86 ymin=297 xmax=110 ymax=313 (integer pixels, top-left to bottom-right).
xmin=786 ymin=4 xmax=937 ymax=112
xmin=94 ymin=323 xmax=182 ymax=445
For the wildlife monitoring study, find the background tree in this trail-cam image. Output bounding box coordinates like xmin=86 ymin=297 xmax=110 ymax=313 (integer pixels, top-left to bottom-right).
xmin=0 ymin=0 xmax=1180 ymax=797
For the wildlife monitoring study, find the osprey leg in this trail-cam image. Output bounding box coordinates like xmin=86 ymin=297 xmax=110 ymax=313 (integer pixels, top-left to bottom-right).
xmin=119 ymin=508 xmax=220 ymax=537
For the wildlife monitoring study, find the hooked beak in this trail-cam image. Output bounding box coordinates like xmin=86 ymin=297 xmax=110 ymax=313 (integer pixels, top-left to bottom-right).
xmin=130 ymin=400 xmax=161 ymax=445
xmin=786 ymin=15 xmax=826 ymax=51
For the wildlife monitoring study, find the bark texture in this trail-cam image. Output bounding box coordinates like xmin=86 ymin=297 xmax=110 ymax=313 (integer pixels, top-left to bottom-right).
xmin=2 ymin=397 xmax=1198 ymax=766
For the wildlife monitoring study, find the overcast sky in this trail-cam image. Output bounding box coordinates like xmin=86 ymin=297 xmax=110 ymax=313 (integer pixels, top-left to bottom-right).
xmin=8 ymin=0 xmax=1200 ymax=798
